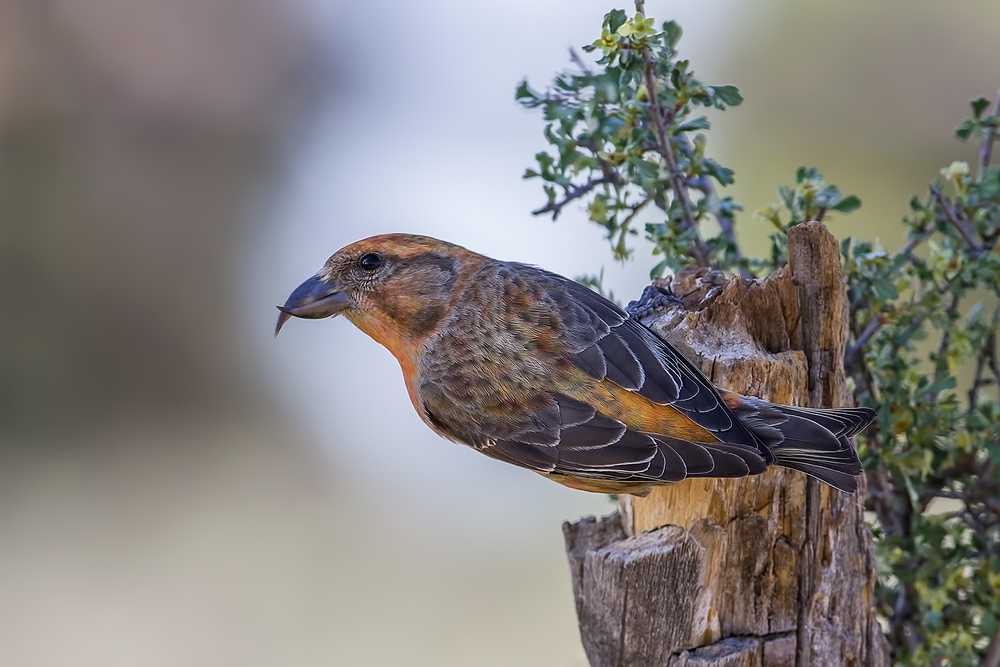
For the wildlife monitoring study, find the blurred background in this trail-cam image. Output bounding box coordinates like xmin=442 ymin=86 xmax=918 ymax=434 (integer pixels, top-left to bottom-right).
xmin=0 ymin=0 xmax=997 ymax=665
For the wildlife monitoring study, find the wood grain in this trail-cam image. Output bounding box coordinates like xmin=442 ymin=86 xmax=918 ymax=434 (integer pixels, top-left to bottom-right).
xmin=563 ymin=222 xmax=887 ymax=666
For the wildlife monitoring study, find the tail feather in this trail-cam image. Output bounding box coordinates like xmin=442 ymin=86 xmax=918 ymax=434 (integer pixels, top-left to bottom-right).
xmin=731 ymin=397 xmax=875 ymax=492
xmin=773 ymin=405 xmax=875 ymax=439
xmin=776 ymin=460 xmax=862 ymax=493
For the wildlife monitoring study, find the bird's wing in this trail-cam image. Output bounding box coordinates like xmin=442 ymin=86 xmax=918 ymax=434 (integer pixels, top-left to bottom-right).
xmin=473 ymin=393 xmax=765 ymax=482
xmin=549 ymin=271 xmax=773 ymax=462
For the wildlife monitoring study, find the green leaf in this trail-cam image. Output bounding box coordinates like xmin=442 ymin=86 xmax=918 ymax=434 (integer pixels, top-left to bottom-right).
xmin=515 ymin=80 xmax=538 ymax=103
xmin=661 ymin=20 xmax=682 ymax=48
xmin=981 ymin=612 xmax=998 ymax=639
xmin=890 ymin=252 xmax=909 ymax=273
xmin=831 ymin=194 xmax=862 ymax=214
xmin=778 ymin=185 xmax=794 ymax=210
xmin=924 ymin=374 xmax=957 ymax=397
xmin=606 ymin=9 xmax=627 ymax=34
xmin=872 ymin=277 xmax=899 ymax=300
xmin=633 ymin=158 xmax=660 ymax=180
xmin=703 ymin=158 xmax=735 ymax=186
xmin=711 ymin=85 xmax=743 ymax=107
xmin=970 ymin=96 xmax=990 ymax=118
xmin=955 ymin=121 xmax=975 ymax=141
xmin=677 ymin=116 xmax=710 ymax=132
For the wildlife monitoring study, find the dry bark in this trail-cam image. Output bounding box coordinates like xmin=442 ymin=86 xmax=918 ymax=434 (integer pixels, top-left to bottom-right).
xmin=563 ymin=222 xmax=888 ymax=666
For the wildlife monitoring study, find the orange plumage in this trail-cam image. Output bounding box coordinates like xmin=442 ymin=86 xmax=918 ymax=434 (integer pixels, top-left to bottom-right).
xmin=276 ymin=234 xmax=873 ymax=495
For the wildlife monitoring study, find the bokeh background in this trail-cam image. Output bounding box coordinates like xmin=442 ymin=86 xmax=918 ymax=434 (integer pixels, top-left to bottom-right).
xmin=1 ymin=1 xmax=997 ymax=665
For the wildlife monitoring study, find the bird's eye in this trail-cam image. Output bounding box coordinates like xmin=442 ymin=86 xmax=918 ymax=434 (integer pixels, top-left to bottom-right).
xmin=359 ymin=253 xmax=382 ymax=271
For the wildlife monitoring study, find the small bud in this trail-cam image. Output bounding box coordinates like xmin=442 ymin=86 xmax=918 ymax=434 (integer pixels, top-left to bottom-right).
xmin=939 ymin=161 xmax=969 ymax=182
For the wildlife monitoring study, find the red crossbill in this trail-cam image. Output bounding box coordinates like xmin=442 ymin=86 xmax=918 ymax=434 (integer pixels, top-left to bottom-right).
xmin=276 ymin=234 xmax=872 ymax=495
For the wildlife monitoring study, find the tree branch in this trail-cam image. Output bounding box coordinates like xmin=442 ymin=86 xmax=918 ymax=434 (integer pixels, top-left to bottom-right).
xmin=984 ymin=622 xmax=1000 ymax=667
xmin=683 ymin=158 xmax=750 ymax=278
xmin=845 ymin=221 xmax=941 ymax=398
xmin=935 ymin=292 xmax=962 ymax=367
xmin=579 ymin=137 xmax=621 ymax=189
xmin=634 ymin=1 xmax=709 ymax=266
xmin=899 ymin=227 xmax=934 ymax=264
xmin=619 ymin=196 xmax=652 ymax=231
xmin=930 ymin=185 xmax=984 ymax=256
xmin=846 ymin=314 xmax=886 ymax=366
xmin=968 ymin=332 xmax=992 ymax=412
xmin=568 ymin=48 xmax=594 ymax=77
xmin=532 ymin=177 xmax=609 ymax=218
xmin=971 ymin=307 xmax=1000 ymax=411
xmin=978 ymin=87 xmax=1000 ymax=177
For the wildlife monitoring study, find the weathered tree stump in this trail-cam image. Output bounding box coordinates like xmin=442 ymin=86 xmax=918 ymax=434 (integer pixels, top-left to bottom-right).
xmin=563 ymin=222 xmax=888 ymax=666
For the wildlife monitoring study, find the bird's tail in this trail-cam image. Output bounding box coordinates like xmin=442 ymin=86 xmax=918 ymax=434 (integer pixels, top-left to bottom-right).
xmin=730 ymin=396 xmax=875 ymax=493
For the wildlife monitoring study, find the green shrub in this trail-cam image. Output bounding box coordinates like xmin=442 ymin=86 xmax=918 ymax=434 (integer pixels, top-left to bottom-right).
xmin=519 ymin=9 xmax=999 ymax=664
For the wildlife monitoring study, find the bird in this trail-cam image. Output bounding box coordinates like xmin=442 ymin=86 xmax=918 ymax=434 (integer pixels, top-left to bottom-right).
xmin=275 ymin=233 xmax=874 ymax=495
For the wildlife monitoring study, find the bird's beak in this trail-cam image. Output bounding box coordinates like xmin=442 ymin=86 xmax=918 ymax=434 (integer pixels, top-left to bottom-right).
xmin=275 ymin=275 xmax=354 ymax=337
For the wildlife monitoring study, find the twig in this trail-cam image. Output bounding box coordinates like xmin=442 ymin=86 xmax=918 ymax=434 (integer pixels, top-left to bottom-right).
xmin=930 ymin=185 xmax=984 ymax=256
xmin=986 ymin=491 xmax=1000 ymax=517
xmin=682 ymin=157 xmax=750 ymax=278
xmin=898 ymin=228 xmax=934 ymax=264
xmin=967 ymin=307 xmax=998 ymax=412
xmin=634 ymin=1 xmax=709 ymax=266
xmin=641 ymin=64 xmax=709 ymax=265
xmin=990 ymin=336 xmax=1000 ymax=392
xmin=850 ymin=220 xmax=951 ymax=370
xmin=568 ymin=48 xmax=594 ymax=77
xmin=890 ymin=269 xmax=969 ymax=352
xmin=968 ymin=334 xmax=990 ymax=411
xmin=983 ymin=627 xmax=1000 ymax=667
xmin=532 ymin=177 xmax=610 ymax=218
xmin=936 ymin=292 xmax=962 ymax=362
xmin=579 ymin=137 xmax=620 ymax=189
xmin=846 ymin=314 xmax=885 ymax=365
xmin=618 ymin=196 xmax=652 ymax=231
xmin=978 ymin=87 xmax=1000 ymax=177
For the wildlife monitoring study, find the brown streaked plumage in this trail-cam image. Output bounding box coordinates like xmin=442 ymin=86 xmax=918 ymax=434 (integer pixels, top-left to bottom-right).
xmin=276 ymin=233 xmax=874 ymax=495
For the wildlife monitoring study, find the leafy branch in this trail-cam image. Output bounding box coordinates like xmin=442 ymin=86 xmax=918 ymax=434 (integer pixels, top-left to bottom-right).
xmin=520 ymin=9 xmax=1000 ymax=663
xmin=517 ymin=6 xmax=747 ymax=276
xmin=839 ymin=91 xmax=1000 ymax=665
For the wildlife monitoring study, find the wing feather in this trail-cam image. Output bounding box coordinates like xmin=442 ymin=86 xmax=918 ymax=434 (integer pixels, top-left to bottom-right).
xmin=560 ymin=278 xmax=770 ymax=460
xmin=596 ymin=331 xmax=645 ymax=391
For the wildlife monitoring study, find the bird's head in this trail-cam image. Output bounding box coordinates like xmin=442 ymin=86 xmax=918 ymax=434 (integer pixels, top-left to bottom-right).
xmin=275 ymin=234 xmax=474 ymax=352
